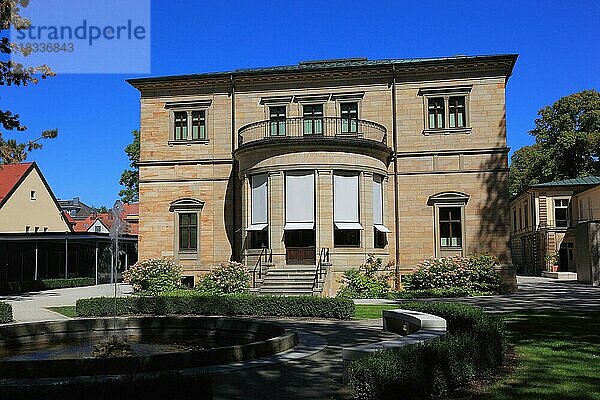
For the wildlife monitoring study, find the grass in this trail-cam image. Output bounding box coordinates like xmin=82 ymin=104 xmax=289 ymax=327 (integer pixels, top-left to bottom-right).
xmin=467 ymin=311 xmax=600 ymax=400
xmin=355 ymin=304 xmax=600 ymax=400
xmin=354 ymin=304 xmax=400 ymax=319
xmin=46 ymin=306 xmax=77 ymax=318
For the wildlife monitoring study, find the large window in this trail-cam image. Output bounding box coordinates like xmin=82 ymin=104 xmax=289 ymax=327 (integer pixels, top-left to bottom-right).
xmin=269 ymin=106 xmax=286 ymax=136
xmin=303 ymin=104 xmax=323 ymax=135
xmin=428 ymin=98 xmax=445 ymax=129
xmin=334 ymin=172 xmax=361 ymax=247
xmin=179 ymin=213 xmax=198 ymax=251
xmin=373 ymin=174 xmax=390 ymax=248
xmin=554 ymin=199 xmax=569 ymax=227
xmin=439 ymin=207 xmax=462 ymax=248
xmin=247 ymin=174 xmax=269 ymax=249
xmin=340 ymin=102 xmax=358 ymax=133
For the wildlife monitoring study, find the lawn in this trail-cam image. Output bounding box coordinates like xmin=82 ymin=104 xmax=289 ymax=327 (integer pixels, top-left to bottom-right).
xmin=46 ymin=306 xmax=77 ymax=318
xmin=355 ymin=304 xmax=600 ymax=400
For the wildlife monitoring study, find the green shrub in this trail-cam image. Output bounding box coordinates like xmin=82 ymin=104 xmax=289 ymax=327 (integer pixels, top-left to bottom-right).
xmin=0 ymin=302 xmax=12 ymax=323
xmin=404 ymin=253 xmax=502 ymax=294
xmin=348 ymin=302 xmax=506 ymax=400
xmin=123 ymin=258 xmax=181 ymax=294
xmin=0 ymin=278 xmax=95 ymax=295
xmin=337 ymin=254 xmax=392 ymax=299
xmin=196 ymin=261 xmax=250 ymax=295
xmin=76 ymin=294 xmax=355 ymax=320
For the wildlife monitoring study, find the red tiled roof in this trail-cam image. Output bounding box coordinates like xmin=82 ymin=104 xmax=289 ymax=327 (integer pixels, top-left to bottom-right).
xmin=69 ymin=203 xmax=139 ymax=235
xmin=0 ymin=163 xmax=33 ymax=204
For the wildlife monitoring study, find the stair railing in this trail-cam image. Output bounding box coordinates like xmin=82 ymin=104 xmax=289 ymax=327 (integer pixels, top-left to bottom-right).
xmin=312 ymin=247 xmax=330 ymax=291
xmin=252 ymin=247 xmax=272 ymax=288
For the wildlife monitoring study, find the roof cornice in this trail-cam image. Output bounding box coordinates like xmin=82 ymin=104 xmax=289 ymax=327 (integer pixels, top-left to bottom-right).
xmin=127 ymin=54 xmax=518 ymax=93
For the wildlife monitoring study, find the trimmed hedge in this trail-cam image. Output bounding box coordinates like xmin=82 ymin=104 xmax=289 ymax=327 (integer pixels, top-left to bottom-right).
xmin=392 ymin=287 xmax=496 ymax=299
xmin=348 ymin=302 xmax=506 ymax=400
xmin=0 ymin=302 xmax=12 ymax=323
xmin=0 ymin=278 xmax=95 ymax=295
xmin=76 ymin=294 xmax=355 ymax=320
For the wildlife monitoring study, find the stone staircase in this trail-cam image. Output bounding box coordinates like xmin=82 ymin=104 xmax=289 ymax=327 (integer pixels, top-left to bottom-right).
xmin=258 ymin=265 xmax=318 ymax=296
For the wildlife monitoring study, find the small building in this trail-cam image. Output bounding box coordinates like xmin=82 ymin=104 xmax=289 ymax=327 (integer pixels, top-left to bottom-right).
xmin=510 ymin=176 xmax=600 ymax=279
xmin=0 ymin=162 xmax=137 ymax=284
xmin=58 ymin=197 xmax=96 ymax=220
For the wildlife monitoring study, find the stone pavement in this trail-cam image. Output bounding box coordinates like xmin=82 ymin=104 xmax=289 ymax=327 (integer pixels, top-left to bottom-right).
xmin=0 ymin=283 xmax=132 ymax=323
xmin=355 ymin=276 xmax=600 ymax=313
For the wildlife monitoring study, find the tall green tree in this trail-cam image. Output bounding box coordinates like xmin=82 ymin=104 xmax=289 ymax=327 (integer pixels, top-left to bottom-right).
xmin=119 ymin=130 xmax=139 ymax=203
xmin=509 ymin=89 xmax=600 ymax=195
xmin=0 ymin=0 xmax=58 ymax=164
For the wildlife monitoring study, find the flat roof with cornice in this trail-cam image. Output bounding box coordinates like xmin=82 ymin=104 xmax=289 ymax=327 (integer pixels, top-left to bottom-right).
xmin=127 ymin=54 xmax=518 ymax=89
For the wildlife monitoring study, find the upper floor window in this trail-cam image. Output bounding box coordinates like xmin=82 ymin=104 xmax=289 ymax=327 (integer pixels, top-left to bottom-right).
xmin=419 ymin=86 xmax=472 ymax=135
xmin=303 ymin=104 xmax=323 ymax=135
xmin=30 ymin=190 xmax=36 ymax=201
xmin=95 ymin=225 xmax=101 ymax=233
xmin=191 ymin=110 xmax=206 ymax=140
xmin=269 ymin=106 xmax=286 ymax=137
xmin=340 ymin=102 xmax=358 ymax=133
xmin=554 ymin=199 xmax=569 ymax=228
xmin=428 ymin=98 xmax=445 ymax=129
xmin=448 ymin=96 xmax=466 ymax=128
xmin=165 ymin=100 xmax=212 ymax=144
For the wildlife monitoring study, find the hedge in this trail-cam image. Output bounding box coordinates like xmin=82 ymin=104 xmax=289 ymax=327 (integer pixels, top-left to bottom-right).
xmin=392 ymin=287 xmax=496 ymax=299
xmin=0 ymin=302 xmax=12 ymax=323
xmin=348 ymin=302 xmax=506 ymax=400
xmin=0 ymin=278 xmax=95 ymax=295
xmin=76 ymin=294 xmax=355 ymax=320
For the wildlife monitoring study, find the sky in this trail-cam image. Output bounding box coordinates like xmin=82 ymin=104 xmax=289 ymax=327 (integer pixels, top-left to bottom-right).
xmin=4 ymin=0 xmax=600 ymax=207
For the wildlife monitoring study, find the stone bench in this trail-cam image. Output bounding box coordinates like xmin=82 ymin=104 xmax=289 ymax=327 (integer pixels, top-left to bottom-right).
xmin=342 ymin=309 xmax=447 ymax=361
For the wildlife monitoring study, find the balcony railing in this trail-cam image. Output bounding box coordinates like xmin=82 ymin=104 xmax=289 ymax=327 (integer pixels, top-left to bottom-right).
xmin=238 ymin=117 xmax=387 ymax=146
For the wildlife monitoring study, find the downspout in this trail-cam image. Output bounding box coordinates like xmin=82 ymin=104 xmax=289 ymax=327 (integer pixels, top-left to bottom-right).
xmin=230 ymin=74 xmax=237 ymax=261
xmin=392 ymin=65 xmax=401 ymax=289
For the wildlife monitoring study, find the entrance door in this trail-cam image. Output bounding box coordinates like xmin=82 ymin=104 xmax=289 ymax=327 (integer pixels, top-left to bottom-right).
xmin=285 ymin=230 xmax=316 ymax=265
xmin=559 ymin=247 xmax=569 ymax=272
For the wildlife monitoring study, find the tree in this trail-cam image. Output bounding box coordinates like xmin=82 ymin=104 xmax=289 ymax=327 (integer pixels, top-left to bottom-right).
xmin=509 ymin=90 xmax=600 ymax=195
xmin=94 ymin=205 xmax=109 ymax=213
xmin=0 ymin=0 xmax=58 ymax=164
xmin=119 ymin=130 xmax=139 ymax=203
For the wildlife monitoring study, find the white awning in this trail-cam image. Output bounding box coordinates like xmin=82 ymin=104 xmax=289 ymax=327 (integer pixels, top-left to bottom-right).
xmin=373 ymin=175 xmax=384 ymax=225
xmin=284 ymin=222 xmax=315 ymax=230
xmin=251 ymin=174 xmax=268 ymax=225
xmin=246 ymin=223 xmax=268 ymax=231
xmin=285 ymin=172 xmax=315 ymax=224
xmin=334 ymin=173 xmax=359 ymax=224
xmin=374 ymin=224 xmax=391 ymax=233
xmin=335 ymin=222 xmax=364 ymax=230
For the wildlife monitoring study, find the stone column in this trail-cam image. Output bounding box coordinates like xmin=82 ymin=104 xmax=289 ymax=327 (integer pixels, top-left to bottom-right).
xmin=316 ymin=170 xmax=334 ymax=252
xmin=362 ymin=171 xmax=374 ymax=254
xmin=269 ymin=171 xmax=285 ymax=266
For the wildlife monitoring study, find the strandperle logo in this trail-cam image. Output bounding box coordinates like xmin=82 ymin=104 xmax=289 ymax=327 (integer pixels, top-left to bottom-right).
xmin=10 ymin=0 xmax=151 ymax=74
xmin=16 ymin=20 xmax=147 ymax=46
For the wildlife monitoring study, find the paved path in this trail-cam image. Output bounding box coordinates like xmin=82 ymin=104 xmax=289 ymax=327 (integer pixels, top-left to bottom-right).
xmin=355 ymin=276 xmax=600 ymax=312
xmin=0 ymin=284 xmax=132 ymax=323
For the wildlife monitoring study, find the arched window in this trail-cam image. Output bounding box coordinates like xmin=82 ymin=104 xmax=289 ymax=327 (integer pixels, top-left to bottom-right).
xmin=428 ymin=192 xmax=470 ymax=256
xmin=169 ymin=198 xmax=204 ymax=256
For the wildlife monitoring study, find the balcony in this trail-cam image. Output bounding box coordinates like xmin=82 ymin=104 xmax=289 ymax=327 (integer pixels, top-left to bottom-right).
xmin=238 ymin=117 xmax=388 ymax=147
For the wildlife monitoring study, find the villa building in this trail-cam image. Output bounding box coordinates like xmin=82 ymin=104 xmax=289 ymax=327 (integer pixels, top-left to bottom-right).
xmin=128 ymin=54 xmax=518 ymax=295
xmin=510 ymin=176 xmax=600 ymax=284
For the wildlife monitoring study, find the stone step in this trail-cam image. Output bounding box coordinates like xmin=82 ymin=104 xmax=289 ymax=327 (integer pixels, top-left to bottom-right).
xmin=259 ymin=288 xmax=314 ymax=296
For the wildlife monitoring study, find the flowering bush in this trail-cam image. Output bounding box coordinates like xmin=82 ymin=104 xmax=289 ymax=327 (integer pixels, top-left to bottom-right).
xmin=123 ymin=258 xmax=181 ymax=294
xmin=404 ymin=253 xmax=502 ymax=293
xmin=337 ymin=254 xmax=393 ymax=299
xmin=196 ymin=261 xmax=250 ymax=295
